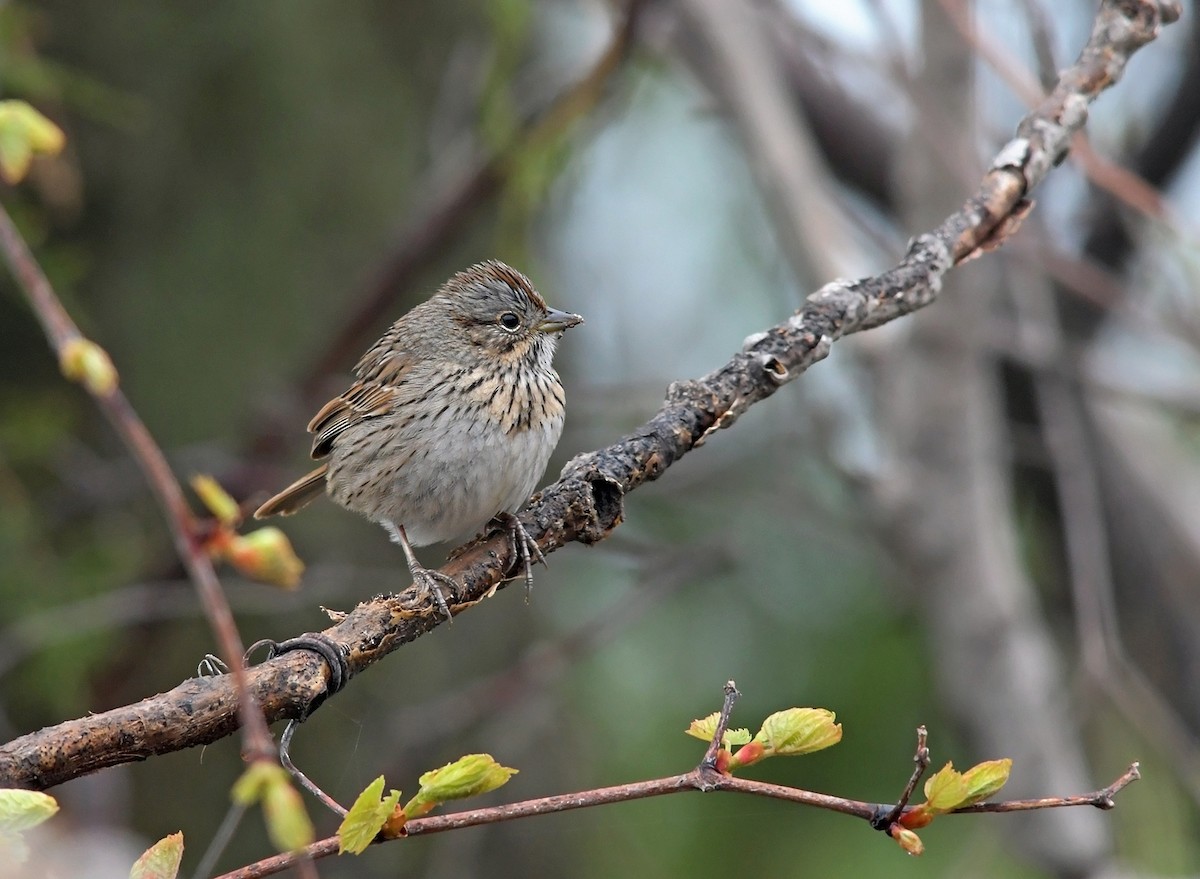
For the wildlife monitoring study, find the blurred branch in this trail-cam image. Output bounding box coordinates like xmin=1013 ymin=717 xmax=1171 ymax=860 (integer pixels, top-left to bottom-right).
xmin=1086 ymin=393 xmax=1200 ymax=797
xmin=0 ymin=0 xmax=1178 ymax=790
xmin=0 ymin=202 xmax=277 ymax=766
xmin=673 ymin=0 xmax=870 ymax=281
xmin=1011 ymin=264 xmax=1121 ymax=673
xmin=0 ymin=565 xmax=365 ymax=679
xmin=300 ymin=0 xmax=644 ymax=395
xmin=1003 ymin=261 xmax=1200 ymax=801
xmin=981 ymin=0 xmax=1200 ymax=806
xmin=766 ymin=0 xmax=900 ymax=211
xmin=1015 ymin=0 xmax=1061 ymax=91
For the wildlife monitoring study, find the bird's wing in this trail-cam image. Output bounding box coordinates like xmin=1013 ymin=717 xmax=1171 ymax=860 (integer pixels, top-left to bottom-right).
xmin=306 ymin=382 xmax=396 ymax=458
xmin=307 ymin=343 xmax=424 ymax=461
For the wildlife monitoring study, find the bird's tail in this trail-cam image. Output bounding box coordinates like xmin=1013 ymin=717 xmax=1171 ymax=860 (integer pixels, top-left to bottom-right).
xmin=254 ymin=464 xmax=328 ymax=518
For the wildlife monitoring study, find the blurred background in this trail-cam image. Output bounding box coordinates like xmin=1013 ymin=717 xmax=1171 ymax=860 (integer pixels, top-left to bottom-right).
xmin=2 ymin=0 xmax=1199 ymax=876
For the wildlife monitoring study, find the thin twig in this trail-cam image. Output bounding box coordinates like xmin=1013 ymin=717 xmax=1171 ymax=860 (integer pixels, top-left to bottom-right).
xmin=953 ymin=762 xmax=1140 ymax=814
xmin=874 ymin=725 xmax=930 ymax=829
xmin=700 ymin=681 xmax=740 ymax=771
xmin=279 ymin=720 xmax=346 ymax=817
xmin=0 ymin=204 xmax=276 ymax=765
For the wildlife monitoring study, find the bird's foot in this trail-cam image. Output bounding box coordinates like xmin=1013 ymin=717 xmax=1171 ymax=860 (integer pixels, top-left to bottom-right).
xmin=491 ymin=511 xmax=546 ymax=601
xmin=406 ymin=562 xmax=458 ymax=621
xmin=381 ymin=520 xmax=457 ymax=621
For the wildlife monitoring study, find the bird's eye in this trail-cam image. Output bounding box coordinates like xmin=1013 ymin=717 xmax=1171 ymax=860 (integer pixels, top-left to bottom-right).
xmin=499 ymin=312 xmax=521 ymax=331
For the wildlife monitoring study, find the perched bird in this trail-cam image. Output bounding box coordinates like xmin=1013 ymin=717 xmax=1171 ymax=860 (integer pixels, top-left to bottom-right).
xmin=256 ymin=260 xmax=583 ymax=617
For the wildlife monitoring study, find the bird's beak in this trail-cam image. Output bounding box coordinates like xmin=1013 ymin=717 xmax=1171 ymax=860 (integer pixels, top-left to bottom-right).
xmin=537 ymin=308 xmax=584 ymax=333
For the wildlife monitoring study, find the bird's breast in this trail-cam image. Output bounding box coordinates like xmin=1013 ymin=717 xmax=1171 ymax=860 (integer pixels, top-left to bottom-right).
xmin=326 ymin=366 xmax=566 ymax=546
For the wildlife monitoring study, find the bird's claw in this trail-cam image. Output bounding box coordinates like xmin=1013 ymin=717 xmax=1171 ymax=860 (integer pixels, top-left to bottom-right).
xmin=493 ymin=512 xmax=546 ymax=600
xmin=406 ymin=565 xmax=458 ymax=621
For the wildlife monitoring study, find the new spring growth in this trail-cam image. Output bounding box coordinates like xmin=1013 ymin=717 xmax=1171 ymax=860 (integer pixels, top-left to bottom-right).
xmin=686 ymin=707 xmax=843 ymax=772
xmin=899 ymin=759 xmax=1013 ymax=829
xmin=0 ymin=100 xmax=65 ymax=184
xmin=59 ymin=338 xmax=119 ymax=397
xmin=337 ymin=755 xmax=518 ymax=856
xmin=232 ymin=762 xmax=314 ymax=854
xmin=192 ymin=475 xmax=305 ymax=589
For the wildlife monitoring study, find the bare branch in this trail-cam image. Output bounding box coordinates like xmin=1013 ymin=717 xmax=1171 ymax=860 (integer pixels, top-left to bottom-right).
xmin=874 ymin=726 xmax=930 ymax=830
xmin=954 ymin=763 xmax=1141 ymax=814
xmin=700 ymin=681 xmax=741 ymax=773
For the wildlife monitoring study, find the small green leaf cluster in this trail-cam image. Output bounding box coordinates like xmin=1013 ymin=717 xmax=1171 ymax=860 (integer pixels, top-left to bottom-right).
xmin=686 ymin=707 xmax=843 ymax=772
xmin=338 ymin=754 xmax=518 ymax=856
xmin=192 ymin=474 xmax=306 ymax=589
xmin=902 ymin=759 xmax=1012 ymax=828
xmin=889 ymin=759 xmax=1013 ymax=856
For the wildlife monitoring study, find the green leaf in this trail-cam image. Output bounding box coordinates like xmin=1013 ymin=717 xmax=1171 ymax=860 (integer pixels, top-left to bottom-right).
xmin=262 ymin=772 xmax=314 ymax=853
xmin=222 ymin=527 xmax=305 ymax=590
xmin=922 ymin=762 xmax=970 ymax=813
xmin=684 ymin=713 xmax=751 ymax=747
xmin=129 ymin=832 xmax=184 ymax=879
xmin=404 ymin=754 xmax=517 ymax=817
xmin=231 ymin=762 xmax=314 ymax=853
xmin=231 ymin=762 xmax=274 ymax=805
xmin=752 ymin=708 xmax=842 ymax=756
xmin=725 ymin=728 xmax=752 ymax=746
xmin=0 ymin=789 xmax=59 ymax=832
xmin=960 ymin=758 xmax=1012 ymax=806
xmin=0 ymin=789 xmax=60 ymax=865
xmin=338 ymin=776 xmax=402 ymax=856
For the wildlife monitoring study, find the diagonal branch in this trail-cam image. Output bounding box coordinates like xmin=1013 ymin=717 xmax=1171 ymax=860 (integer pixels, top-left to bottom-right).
xmin=0 ymin=0 xmax=1179 ymax=791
